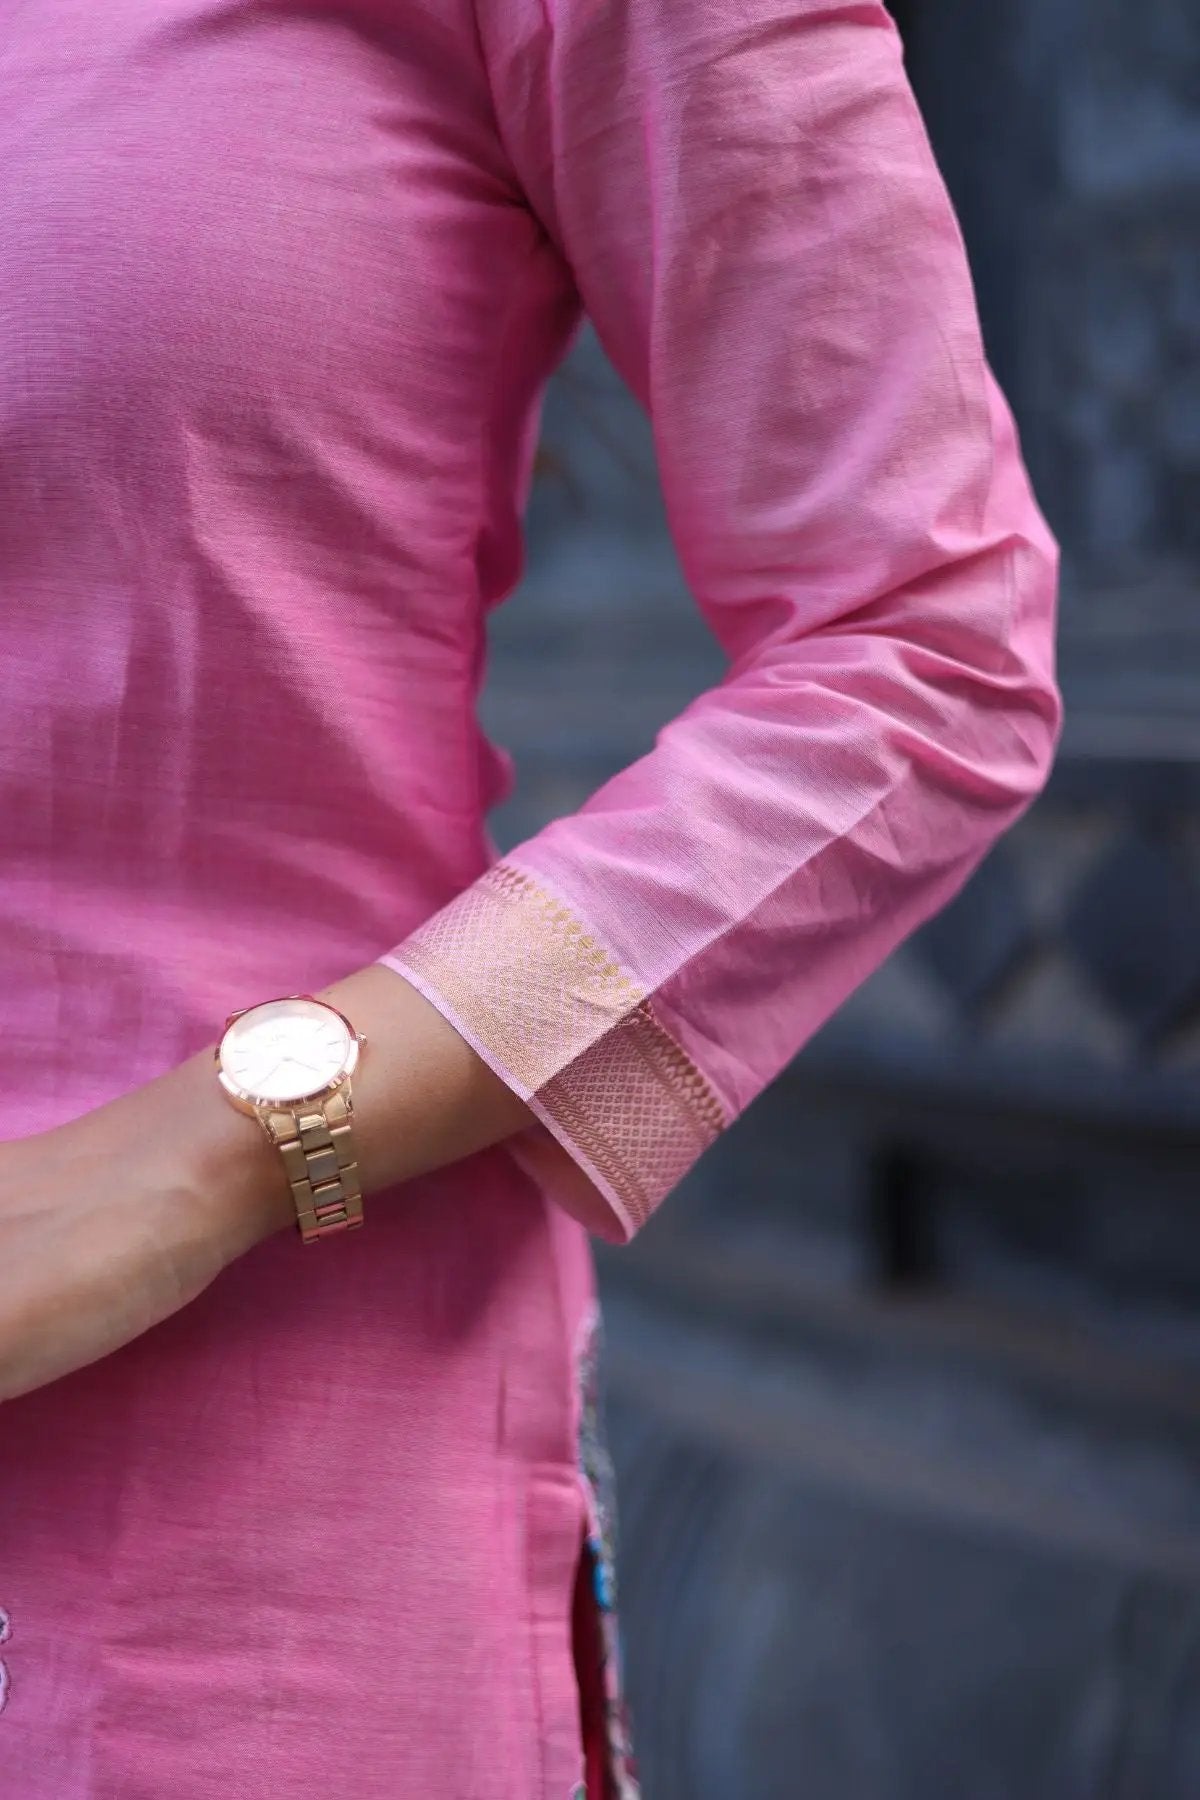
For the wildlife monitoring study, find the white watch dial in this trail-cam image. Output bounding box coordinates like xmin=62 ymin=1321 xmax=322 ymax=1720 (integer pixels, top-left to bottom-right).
xmin=220 ymin=997 xmax=354 ymax=1104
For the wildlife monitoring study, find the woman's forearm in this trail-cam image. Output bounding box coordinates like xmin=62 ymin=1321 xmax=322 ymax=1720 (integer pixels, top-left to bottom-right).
xmin=319 ymin=963 xmax=536 ymax=1199
xmin=57 ymin=964 xmax=535 ymax=1256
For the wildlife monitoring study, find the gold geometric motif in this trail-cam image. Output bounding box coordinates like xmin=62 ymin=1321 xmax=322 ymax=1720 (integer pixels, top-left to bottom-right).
xmin=394 ymin=862 xmax=726 ymax=1228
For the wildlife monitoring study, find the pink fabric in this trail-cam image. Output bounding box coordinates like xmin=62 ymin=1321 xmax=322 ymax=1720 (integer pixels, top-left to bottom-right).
xmin=0 ymin=0 xmax=1057 ymax=1794
xmin=383 ymin=0 xmax=1061 ymax=1238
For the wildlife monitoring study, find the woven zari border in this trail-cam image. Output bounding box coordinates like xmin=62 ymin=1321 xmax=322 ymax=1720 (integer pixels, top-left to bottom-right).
xmin=393 ymin=863 xmax=726 ymax=1232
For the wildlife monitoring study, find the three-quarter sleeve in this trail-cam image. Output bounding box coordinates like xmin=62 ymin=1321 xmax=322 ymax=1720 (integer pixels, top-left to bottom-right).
xmin=379 ymin=0 xmax=1061 ymax=1243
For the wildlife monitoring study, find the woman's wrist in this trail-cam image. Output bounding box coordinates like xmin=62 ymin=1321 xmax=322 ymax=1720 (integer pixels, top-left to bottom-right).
xmin=53 ymin=1046 xmax=295 ymax=1261
xmin=184 ymin=1063 xmax=297 ymax=1252
xmin=45 ymin=959 xmax=534 ymax=1269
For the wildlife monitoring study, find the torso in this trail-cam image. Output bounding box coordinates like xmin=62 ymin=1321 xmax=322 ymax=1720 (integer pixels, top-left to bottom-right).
xmin=0 ymin=8 xmax=596 ymax=1794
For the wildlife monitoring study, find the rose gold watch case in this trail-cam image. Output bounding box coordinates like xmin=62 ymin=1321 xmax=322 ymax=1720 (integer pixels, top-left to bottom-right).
xmin=214 ymin=992 xmax=363 ymax=1115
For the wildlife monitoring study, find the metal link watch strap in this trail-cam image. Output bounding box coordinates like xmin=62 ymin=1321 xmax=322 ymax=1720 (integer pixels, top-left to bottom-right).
xmin=261 ymin=1088 xmax=364 ymax=1244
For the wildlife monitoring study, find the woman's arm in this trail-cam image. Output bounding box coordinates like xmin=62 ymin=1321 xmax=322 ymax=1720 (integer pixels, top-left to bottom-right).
xmin=380 ymin=0 xmax=1062 ymax=1243
xmin=0 ymin=967 xmax=531 ymax=1400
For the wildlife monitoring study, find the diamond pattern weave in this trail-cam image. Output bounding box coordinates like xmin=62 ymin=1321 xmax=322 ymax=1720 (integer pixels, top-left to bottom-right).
xmin=392 ymin=862 xmax=725 ymax=1230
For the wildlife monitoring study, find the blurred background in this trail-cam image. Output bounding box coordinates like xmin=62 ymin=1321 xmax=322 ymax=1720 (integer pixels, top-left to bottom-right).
xmin=487 ymin=6 xmax=1200 ymax=1796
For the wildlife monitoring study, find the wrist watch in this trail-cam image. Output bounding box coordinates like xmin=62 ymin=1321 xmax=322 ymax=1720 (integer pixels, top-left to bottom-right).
xmin=215 ymin=994 xmax=366 ymax=1244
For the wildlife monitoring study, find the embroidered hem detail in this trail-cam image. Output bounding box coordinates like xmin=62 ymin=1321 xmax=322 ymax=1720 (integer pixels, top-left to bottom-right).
xmin=576 ymin=1308 xmax=640 ymax=1799
xmin=0 ymin=1606 xmax=11 ymax=1716
xmin=391 ymin=862 xmax=725 ymax=1234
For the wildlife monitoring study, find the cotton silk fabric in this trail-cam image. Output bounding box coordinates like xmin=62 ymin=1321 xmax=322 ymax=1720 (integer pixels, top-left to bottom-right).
xmin=0 ymin=1 xmax=1057 ymax=1793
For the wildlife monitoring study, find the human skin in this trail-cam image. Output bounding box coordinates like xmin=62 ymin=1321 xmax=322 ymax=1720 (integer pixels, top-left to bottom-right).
xmin=0 ymin=964 xmax=532 ymax=1402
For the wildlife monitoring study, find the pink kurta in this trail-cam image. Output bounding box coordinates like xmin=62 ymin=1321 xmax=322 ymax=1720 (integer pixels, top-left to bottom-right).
xmin=0 ymin=1 xmax=1060 ymax=1794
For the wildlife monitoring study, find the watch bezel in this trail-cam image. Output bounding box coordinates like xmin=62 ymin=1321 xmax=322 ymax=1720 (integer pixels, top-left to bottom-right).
xmin=215 ymin=993 xmax=361 ymax=1112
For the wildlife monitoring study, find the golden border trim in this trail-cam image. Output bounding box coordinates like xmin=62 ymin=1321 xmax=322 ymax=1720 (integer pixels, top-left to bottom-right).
xmin=541 ymin=999 xmax=724 ymax=1233
xmin=394 ymin=863 xmax=726 ymax=1230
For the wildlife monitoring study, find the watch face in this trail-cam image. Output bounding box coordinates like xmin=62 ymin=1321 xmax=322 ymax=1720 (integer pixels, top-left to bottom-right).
xmin=219 ymin=997 xmax=355 ymax=1105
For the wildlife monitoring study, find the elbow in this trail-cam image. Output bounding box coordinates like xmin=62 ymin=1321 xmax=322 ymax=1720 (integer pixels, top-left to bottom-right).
xmin=1023 ymin=665 xmax=1063 ymax=802
xmin=997 ymin=527 xmax=1063 ymax=815
xmin=1001 ymin=644 xmax=1062 ymax=815
xmin=947 ymin=528 xmax=1063 ymax=839
xmin=978 ymin=430 xmax=1064 ymax=816
xmin=887 ymin=523 xmax=1062 ymax=850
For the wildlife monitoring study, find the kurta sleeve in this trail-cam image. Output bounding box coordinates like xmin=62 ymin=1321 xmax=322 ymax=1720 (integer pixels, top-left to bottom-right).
xmin=378 ymin=0 xmax=1061 ymax=1243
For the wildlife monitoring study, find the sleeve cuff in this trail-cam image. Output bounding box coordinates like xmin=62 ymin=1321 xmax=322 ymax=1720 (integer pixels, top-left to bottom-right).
xmin=378 ymin=862 xmax=727 ymax=1242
